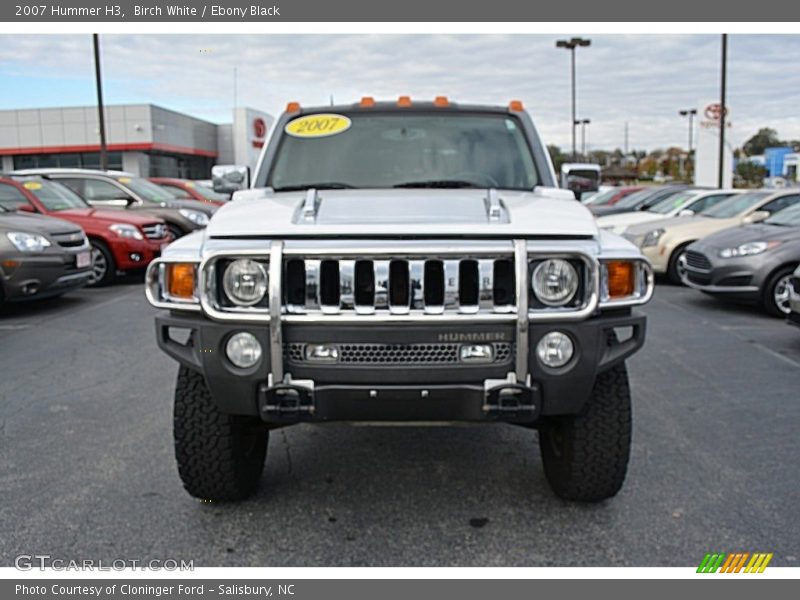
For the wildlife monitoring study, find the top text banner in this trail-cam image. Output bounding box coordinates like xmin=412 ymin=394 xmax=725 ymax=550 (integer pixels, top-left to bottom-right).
xmin=2 ymin=0 xmax=800 ymax=22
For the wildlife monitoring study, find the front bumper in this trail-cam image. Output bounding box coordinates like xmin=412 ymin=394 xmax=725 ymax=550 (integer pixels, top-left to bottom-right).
xmin=680 ymin=248 xmax=765 ymax=300
xmin=1 ymin=250 xmax=92 ymax=302
xmin=109 ymin=237 xmax=169 ymax=271
xmin=155 ymin=309 xmax=646 ymax=423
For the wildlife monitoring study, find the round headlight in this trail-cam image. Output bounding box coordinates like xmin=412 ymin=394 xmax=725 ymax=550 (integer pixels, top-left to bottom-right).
xmin=225 ymin=332 xmax=262 ymax=368
xmin=532 ymin=259 xmax=579 ymax=306
xmin=222 ymin=259 xmax=268 ymax=306
xmin=536 ymin=331 xmax=575 ymax=368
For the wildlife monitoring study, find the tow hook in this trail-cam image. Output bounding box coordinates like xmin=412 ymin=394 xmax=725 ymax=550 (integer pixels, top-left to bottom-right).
xmin=258 ymin=379 xmax=315 ymax=421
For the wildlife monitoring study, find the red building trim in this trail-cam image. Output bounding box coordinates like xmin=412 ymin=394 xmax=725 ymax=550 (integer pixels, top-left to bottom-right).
xmin=0 ymin=142 xmax=217 ymax=158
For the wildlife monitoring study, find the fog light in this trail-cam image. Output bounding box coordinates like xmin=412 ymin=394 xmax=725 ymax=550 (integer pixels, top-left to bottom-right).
xmin=304 ymin=344 xmax=339 ymax=362
xmin=536 ymin=332 xmax=574 ymax=368
xmin=225 ymin=332 xmax=262 ymax=368
xmin=459 ymin=344 xmax=494 ymax=363
xmin=129 ymin=253 xmax=142 ymax=262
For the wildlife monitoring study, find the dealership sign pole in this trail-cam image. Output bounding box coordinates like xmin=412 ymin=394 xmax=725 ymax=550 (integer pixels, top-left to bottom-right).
xmin=92 ymin=33 xmax=108 ymax=171
xmin=718 ymin=33 xmax=728 ymax=189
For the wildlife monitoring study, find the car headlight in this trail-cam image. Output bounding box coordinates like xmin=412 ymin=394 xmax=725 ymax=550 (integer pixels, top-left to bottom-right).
xmin=532 ymin=259 xmax=579 ymax=306
xmin=641 ymin=228 xmax=665 ymax=248
xmin=109 ymin=223 xmax=144 ymax=240
xmin=179 ymin=209 xmax=209 ymax=226
xmin=222 ymin=259 xmax=268 ymax=306
xmin=718 ymin=241 xmax=781 ymax=258
xmin=6 ymin=231 xmax=52 ymax=252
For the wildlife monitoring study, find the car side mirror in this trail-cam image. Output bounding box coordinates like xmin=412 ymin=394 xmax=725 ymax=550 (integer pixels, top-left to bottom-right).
xmin=743 ymin=210 xmax=770 ymax=224
xmin=678 ymin=209 xmax=695 ymax=217
xmin=16 ymin=204 xmax=36 ymax=213
xmin=212 ymin=165 xmax=250 ymax=194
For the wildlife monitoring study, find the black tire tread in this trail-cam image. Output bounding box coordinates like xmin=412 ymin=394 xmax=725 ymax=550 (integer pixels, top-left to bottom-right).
xmin=173 ymin=366 xmax=267 ymax=501
xmin=89 ymin=238 xmax=116 ymax=287
xmin=540 ymin=363 xmax=631 ymax=502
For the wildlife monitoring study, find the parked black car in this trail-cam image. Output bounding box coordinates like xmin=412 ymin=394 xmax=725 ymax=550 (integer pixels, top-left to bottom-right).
xmin=682 ymin=203 xmax=800 ymax=316
xmin=590 ymin=185 xmax=694 ymax=217
xmin=0 ymin=204 xmax=92 ymax=306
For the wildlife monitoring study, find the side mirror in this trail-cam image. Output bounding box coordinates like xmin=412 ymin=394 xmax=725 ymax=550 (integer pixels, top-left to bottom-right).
xmin=17 ymin=204 xmax=36 ymax=213
xmin=212 ymin=165 xmax=250 ymax=194
xmin=743 ymin=210 xmax=770 ymax=224
xmin=678 ymin=209 xmax=695 ymax=217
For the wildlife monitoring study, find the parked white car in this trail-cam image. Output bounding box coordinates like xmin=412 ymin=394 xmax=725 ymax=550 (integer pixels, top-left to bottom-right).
xmin=596 ymin=189 xmax=743 ymax=235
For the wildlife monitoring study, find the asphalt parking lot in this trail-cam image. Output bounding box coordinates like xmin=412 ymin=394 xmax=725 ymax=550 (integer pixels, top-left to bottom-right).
xmin=1 ymin=278 xmax=798 ymax=567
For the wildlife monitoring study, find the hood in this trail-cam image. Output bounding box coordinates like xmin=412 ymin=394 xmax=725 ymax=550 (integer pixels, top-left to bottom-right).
xmin=625 ymin=214 xmax=715 ymax=236
xmin=206 ymin=187 xmax=599 ymax=239
xmin=691 ymin=223 xmax=800 ymax=250
xmin=0 ymin=211 xmax=82 ymax=235
xmin=597 ymin=211 xmax=666 ymax=231
xmin=59 ymin=207 xmax=163 ymax=226
xmin=165 ymin=198 xmax=217 ymax=215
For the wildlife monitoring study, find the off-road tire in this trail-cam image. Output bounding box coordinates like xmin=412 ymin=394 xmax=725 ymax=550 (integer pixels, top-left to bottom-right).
xmin=539 ymin=363 xmax=632 ymax=502
xmin=173 ymin=366 xmax=268 ymax=501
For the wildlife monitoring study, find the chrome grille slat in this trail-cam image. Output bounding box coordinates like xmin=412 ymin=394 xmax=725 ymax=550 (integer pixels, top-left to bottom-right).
xmin=339 ymin=259 xmax=355 ymax=311
xmin=374 ymin=260 xmax=390 ymax=310
xmin=444 ymin=259 xmax=460 ymax=311
xmin=304 ymin=259 xmax=321 ymax=310
xmin=409 ymin=259 xmax=425 ymax=311
xmin=478 ymin=259 xmax=495 ymax=311
xmin=142 ymin=223 xmax=167 ymax=240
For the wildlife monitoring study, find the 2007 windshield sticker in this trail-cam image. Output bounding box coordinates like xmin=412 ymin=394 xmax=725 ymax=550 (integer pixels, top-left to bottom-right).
xmin=285 ymin=114 xmax=352 ymax=138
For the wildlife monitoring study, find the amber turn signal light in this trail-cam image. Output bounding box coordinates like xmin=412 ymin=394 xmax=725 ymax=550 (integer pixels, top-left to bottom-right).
xmin=167 ymin=263 xmax=195 ymax=299
xmin=606 ymin=261 xmax=635 ymax=298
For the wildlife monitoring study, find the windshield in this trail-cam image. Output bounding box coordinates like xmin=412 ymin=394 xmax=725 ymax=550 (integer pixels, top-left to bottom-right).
xmin=120 ymin=177 xmax=178 ymax=203
xmin=647 ymin=191 xmax=696 ymax=215
xmin=567 ymin=169 xmax=600 ymax=182
xmin=585 ymin=188 xmax=619 ymax=205
xmin=22 ymin=179 xmax=89 ymax=211
xmin=614 ymin=187 xmax=661 ymax=209
xmin=765 ymin=203 xmax=800 ymax=226
xmin=702 ymin=191 xmax=771 ymax=218
xmin=268 ymin=112 xmax=539 ymax=191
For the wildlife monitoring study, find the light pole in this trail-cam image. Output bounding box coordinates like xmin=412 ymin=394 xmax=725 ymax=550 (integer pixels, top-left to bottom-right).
xmin=679 ymin=109 xmax=697 ymax=179
xmin=556 ymin=37 xmax=591 ymax=161
xmin=575 ymin=118 xmax=590 ymax=158
xmin=92 ymin=34 xmax=108 ymax=171
xmin=718 ymin=33 xmax=728 ymax=189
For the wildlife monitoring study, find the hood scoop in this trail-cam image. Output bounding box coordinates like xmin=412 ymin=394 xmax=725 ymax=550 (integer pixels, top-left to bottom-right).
xmin=293 ymin=188 xmax=510 ymax=226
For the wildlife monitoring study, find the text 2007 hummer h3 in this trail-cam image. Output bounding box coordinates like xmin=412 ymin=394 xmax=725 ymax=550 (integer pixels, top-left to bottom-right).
xmin=145 ymin=98 xmax=654 ymax=503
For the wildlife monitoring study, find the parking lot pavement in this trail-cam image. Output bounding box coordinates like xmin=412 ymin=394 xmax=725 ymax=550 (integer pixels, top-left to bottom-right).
xmin=1 ymin=280 xmax=798 ymax=567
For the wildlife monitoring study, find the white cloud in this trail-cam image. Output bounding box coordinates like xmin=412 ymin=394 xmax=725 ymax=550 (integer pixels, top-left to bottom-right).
xmin=1 ymin=33 xmax=799 ymax=151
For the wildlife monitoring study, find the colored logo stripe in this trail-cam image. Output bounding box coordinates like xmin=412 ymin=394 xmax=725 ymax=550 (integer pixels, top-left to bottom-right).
xmin=697 ymin=552 xmax=773 ymax=573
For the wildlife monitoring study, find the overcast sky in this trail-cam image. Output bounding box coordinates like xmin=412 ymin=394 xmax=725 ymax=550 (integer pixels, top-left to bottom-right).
xmin=1 ymin=34 xmax=799 ymax=152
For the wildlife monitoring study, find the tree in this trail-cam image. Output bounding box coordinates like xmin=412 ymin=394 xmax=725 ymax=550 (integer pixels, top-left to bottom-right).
xmin=735 ymin=161 xmax=768 ymax=187
xmin=547 ymin=145 xmax=567 ymax=173
xmin=742 ymin=128 xmax=781 ymax=156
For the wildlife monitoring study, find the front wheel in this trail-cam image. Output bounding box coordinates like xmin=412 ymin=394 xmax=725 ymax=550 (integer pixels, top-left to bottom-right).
xmin=88 ymin=240 xmax=116 ymax=286
xmin=763 ymin=267 xmax=795 ymax=317
xmin=539 ymin=363 xmax=632 ymax=502
xmin=173 ymin=366 xmax=268 ymax=501
xmin=667 ymin=243 xmax=692 ymax=284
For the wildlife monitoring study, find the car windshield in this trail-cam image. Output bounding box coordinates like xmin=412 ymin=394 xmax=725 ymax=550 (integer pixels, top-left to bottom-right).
xmin=268 ymin=112 xmax=539 ymax=191
xmin=21 ymin=178 xmax=89 ymax=211
xmin=701 ymin=191 xmax=771 ymax=218
xmin=764 ymin=203 xmax=800 ymax=226
xmin=120 ymin=177 xmax=178 ymax=203
xmin=613 ymin=187 xmax=661 ymax=209
xmin=584 ymin=188 xmax=620 ymax=205
xmin=647 ymin=191 xmax=696 ymax=215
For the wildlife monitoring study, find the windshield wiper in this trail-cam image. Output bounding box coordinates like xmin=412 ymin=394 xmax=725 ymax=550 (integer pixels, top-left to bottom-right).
xmin=393 ymin=179 xmax=482 ymax=189
xmin=272 ymin=182 xmax=356 ymax=192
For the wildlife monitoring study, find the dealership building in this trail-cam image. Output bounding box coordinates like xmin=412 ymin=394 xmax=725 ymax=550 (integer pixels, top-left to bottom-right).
xmin=0 ymin=104 xmax=274 ymax=179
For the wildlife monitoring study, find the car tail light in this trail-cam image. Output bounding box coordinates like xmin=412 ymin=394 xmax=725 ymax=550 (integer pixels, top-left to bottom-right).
xmin=167 ymin=263 xmax=196 ymax=299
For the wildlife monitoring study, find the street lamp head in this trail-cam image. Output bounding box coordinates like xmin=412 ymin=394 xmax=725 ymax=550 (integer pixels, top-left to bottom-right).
xmin=556 ymin=39 xmax=573 ymax=49
xmin=571 ymin=37 xmax=591 ymax=47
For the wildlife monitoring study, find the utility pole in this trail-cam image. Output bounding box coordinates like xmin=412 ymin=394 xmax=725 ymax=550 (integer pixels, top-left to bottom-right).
xmin=556 ymin=37 xmax=591 ymax=161
xmin=624 ymin=121 xmax=629 ymax=155
xmin=575 ymin=118 xmax=590 ymax=158
xmin=718 ymin=33 xmax=728 ymax=189
xmin=92 ymin=34 xmax=108 ymax=171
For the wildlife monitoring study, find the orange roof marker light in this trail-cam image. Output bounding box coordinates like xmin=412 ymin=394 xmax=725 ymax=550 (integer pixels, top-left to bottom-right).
xmin=360 ymin=96 xmax=376 ymax=108
xmin=433 ymin=96 xmax=450 ymax=107
xmin=285 ymin=101 xmax=301 ymax=113
xmin=397 ymin=96 xmax=412 ymax=107
xmin=508 ymin=100 xmax=524 ymax=112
